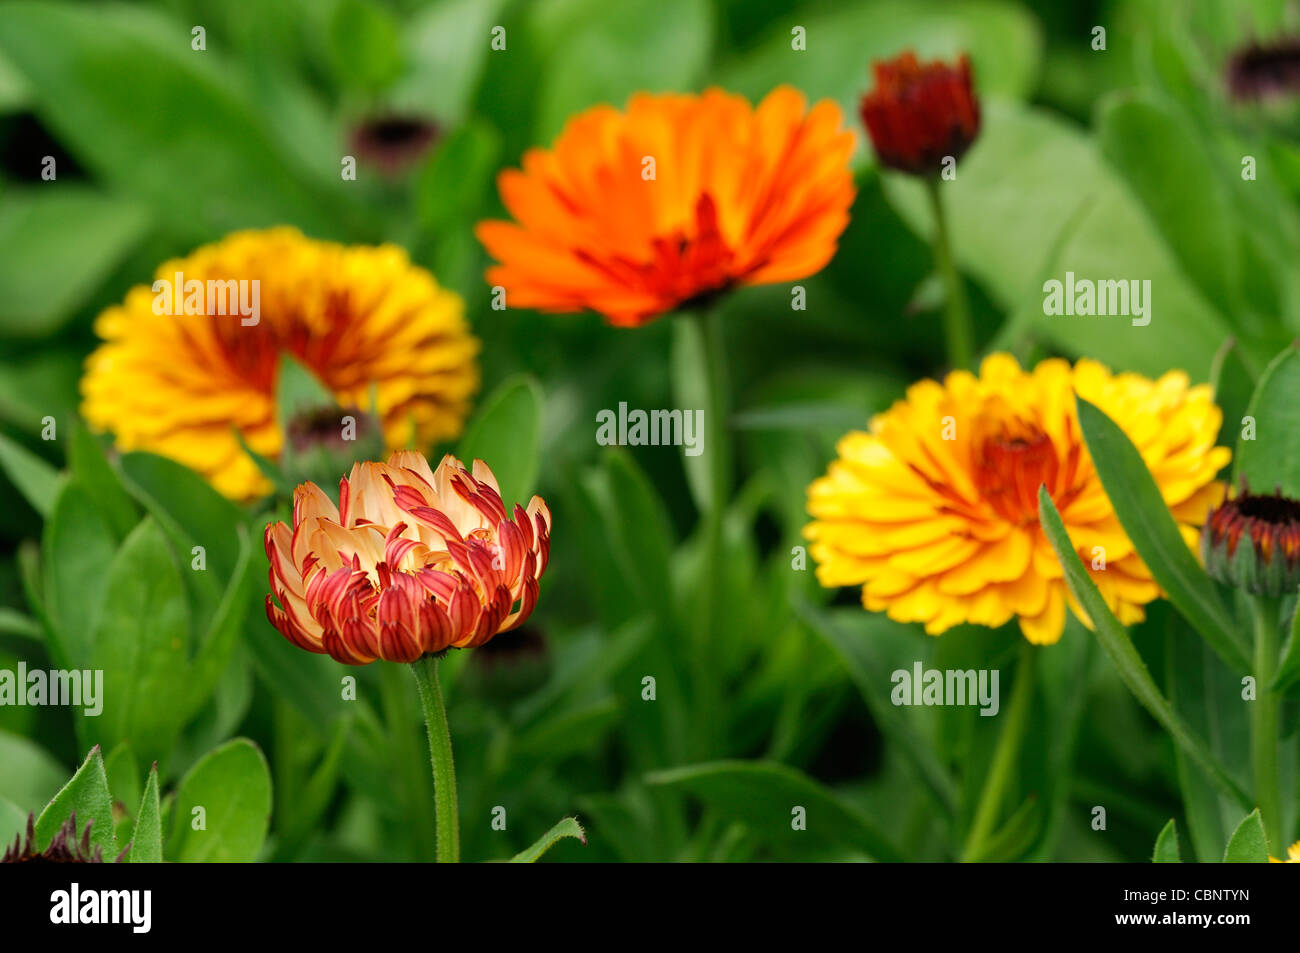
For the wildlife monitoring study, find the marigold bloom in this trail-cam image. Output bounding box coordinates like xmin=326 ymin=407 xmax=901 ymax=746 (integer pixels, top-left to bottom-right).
xmin=475 ymin=86 xmax=856 ymax=327
xmin=860 ymin=51 xmax=980 ymax=176
xmin=82 ymin=228 xmax=479 ymax=500
xmin=1202 ymin=487 xmax=1300 ymax=596
xmin=265 ymin=451 xmax=550 ymax=665
xmin=805 ymin=354 xmax=1229 ymax=644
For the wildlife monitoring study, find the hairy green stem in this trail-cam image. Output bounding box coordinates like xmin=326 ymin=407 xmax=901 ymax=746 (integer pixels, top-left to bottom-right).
xmin=411 ymin=655 xmax=459 ymax=863
xmin=1250 ymin=596 xmax=1283 ymax=857
xmin=925 ymin=178 xmax=974 ymax=370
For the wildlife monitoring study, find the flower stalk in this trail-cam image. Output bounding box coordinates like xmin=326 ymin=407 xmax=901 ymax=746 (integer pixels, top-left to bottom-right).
xmin=925 ymin=179 xmax=974 ymax=370
xmin=411 ymin=654 xmax=460 ymax=864
xmin=1249 ymin=595 xmax=1283 ymax=856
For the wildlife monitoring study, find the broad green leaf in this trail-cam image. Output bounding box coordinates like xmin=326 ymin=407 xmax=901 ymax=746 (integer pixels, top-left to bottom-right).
xmin=89 ymin=518 xmax=194 ymax=765
xmin=328 ymin=0 xmax=402 ymax=93
xmin=167 ymin=739 xmax=272 ymax=862
xmin=0 ymin=349 xmax=81 ymax=435
xmin=42 ymin=481 xmax=118 ymax=669
xmin=1152 ymin=818 xmax=1181 ymax=862
xmin=457 ymin=374 xmax=543 ymax=507
xmin=1075 ymin=397 xmax=1248 ymax=673
xmin=646 ymin=760 xmax=905 ymax=862
xmin=598 ymin=449 xmax=676 ymax=628
xmin=1037 ymin=487 xmax=1250 ymax=810
xmin=0 ymin=798 xmax=26 ymax=848
xmin=0 ymin=731 xmax=67 ymax=812
xmin=0 ymin=430 xmax=61 ymax=517
xmin=128 ymin=764 xmax=162 ymax=863
xmin=0 ymin=188 xmax=150 ymax=338
xmin=394 ymin=0 xmax=508 ymax=124
xmin=35 ymin=745 xmax=115 ymax=856
xmin=1210 ymin=337 xmax=1256 ymax=449
xmin=0 ymin=1 xmax=362 ymax=241
xmin=1235 ymin=344 xmax=1300 ymax=496
xmin=1223 ymin=809 xmax=1268 ymax=862
xmin=68 ymin=423 xmax=138 ymax=541
xmin=416 ymin=119 xmax=501 ymax=232
xmin=509 ymin=816 xmax=587 ymax=863
xmin=796 ymin=601 xmax=958 ymax=816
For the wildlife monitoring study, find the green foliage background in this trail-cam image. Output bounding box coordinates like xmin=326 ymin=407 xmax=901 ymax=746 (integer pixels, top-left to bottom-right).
xmin=0 ymin=0 xmax=1298 ymax=862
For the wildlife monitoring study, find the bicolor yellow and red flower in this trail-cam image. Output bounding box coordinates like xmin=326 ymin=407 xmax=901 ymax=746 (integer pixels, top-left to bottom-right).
xmin=475 ymin=86 xmax=856 ymax=327
xmin=82 ymin=228 xmax=478 ymax=501
xmin=265 ymin=451 xmax=550 ymax=665
xmin=805 ymin=354 xmax=1229 ymax=644
xmin=860 ymin=51 xmax=980 ymax=176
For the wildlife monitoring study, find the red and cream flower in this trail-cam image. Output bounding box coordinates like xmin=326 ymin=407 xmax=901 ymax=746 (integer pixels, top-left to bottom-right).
xmin=265 ymin=451 xmax=551 ymax=665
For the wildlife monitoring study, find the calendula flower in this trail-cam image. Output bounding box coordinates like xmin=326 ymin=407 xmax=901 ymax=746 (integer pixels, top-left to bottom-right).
xmin=265 ymin=451 xmax=550 ymax=665
xmin=475 ymin=86 xmax=856 ymax=327
xmin=1202 ymin=486 xmax=1300 ymax=596
xmin=860 ymin=51 xmax=980 ymax=176
xmin=82 ymin=227 xmax=479 ymax=500
xmin=805 ymin=354 xmax=1229 ymax=644
xmin=1270 ymin=840 xmax=1300 ymax=862
xmin=1 ymin=812 xmax=123 ymax=863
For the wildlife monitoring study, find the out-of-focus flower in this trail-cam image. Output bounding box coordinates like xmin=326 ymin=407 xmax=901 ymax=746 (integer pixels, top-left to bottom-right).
xmin=860 ymin=51 xmax=980 ymax=176
xmin=805 ymin=354 xmax=1229 ymax=644
xmin=1270 ymin=840 xmax=1300 ymax=862
xmin=1202 ymin=486 xmax=1300 ymax=596
xmin=82 ymin=228 xmax=478 ymax=500
xmin=265 ymin=451 xmax=551 ymax=665
xmin=349 ymin=114 xmax=441 ymax=175
xmin=475 ymin=86 xmax=855 ymax=327
xmin=1227 ymin=37 xmax=1300 ymax=101
xmin=1 ymin=812 xmax=123 ymax=863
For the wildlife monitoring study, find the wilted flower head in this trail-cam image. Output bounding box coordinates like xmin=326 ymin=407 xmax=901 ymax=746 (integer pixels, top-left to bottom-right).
xmin=1 ymin=812 xmax=123 ymax=863
xmin=475 ymin=86 xmax=855 ymax=327
xmin=82 ymin=228 xmax=479 ymax=500
xmin=1201 ymin=486 xmax=1300 ymax=596
xmin=860 ymin=51 xmax=980 ymax=176
xmin=1227 ymin=37 xmax=1300 ymax=102
xmin=805 ymin=354 xmax=1228 ymax=644
xmin=265 ymin=451 xmax=551 ymax=665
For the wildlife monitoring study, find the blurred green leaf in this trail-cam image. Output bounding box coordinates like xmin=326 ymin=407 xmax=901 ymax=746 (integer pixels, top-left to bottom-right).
xmin=68 ymin=422 xmax=138 ymax=541
xmin=42 ymin=481 xmax=118 ymax=669
xmin=1152 ymin=818 xmax=1181 ymax=862
xmin=128 ymin=763 xmax=162 ymax=863
xmin=328 ymin=0 xmax=402 ymax=93
xmin=508 ymin=816 xmax=587 ymax=862
xmin=457 ymin=373 xmax=543 ymax=506
xmin=167 ymin=738 xmax=271 ymax=862
xmin=35 ymin=744 xmax=115 ymax=855
xmin=1235 ymin=344 xmax=1300 ymax=497
xmin=0 ymin=731 xmax=67 ymax=812
xmin=0 ymin=188 xmax=149 ymax=338
xmin=393 ymin=0 xmax=508 ymax=123
xmin=1223 ymin=809 xmax=1268 ymax=862
xmin=0 ymin=431 xmax=61 ymax=518
xmin=1075 ymin=397 xmax=1248 ymax=673
xmin=647 ymin=760 xmax=904 ymax=861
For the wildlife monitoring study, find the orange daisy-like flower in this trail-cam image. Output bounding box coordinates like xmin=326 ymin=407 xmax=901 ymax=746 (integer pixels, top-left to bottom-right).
xmin=475 ymin=86 xmax=856 ymax=327
xmin=805 ymin=354 xmax=1229 ymax=644
xmin=860 ymin=51 xmax=980 ymax=176
xmin=265 ymin=451 xmax=551 ymax=665
xmin=82 ymin=227 xmax=479 ymax=500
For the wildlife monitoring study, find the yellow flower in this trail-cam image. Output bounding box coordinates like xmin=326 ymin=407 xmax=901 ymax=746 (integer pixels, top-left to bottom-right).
xmin=804 ymin=354 xmax=1229 ymax=644
xmin=1270 ymin=840 xmax=1300 ymax=862
xmin=81 ymin=227 xmax=479 ymax=500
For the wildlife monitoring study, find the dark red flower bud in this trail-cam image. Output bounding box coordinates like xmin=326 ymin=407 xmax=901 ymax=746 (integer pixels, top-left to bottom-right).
xmin=860 ymin=51 xmax=980 ymax=176
xmin=1201 ymin=486 xmax=1300 ymax=596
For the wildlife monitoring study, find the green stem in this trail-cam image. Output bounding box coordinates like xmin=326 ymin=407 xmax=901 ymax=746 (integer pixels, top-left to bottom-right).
xmin=962 ymin=641 xmax=1036 ymax=862
xmin=410 ymin=655 xmax=460 ymax=863
xmin=925 ymin=178 xmax=974 ymax=370
xmin=1250 ymin=596 xmax=1283 ymax=857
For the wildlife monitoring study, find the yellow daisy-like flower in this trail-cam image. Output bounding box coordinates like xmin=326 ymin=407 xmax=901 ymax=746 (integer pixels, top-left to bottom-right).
xmin=81 ymin=227 xmax=479 ymax=500
xmin=804 ymin=353 xmax=1229 ymax=644
xmin=1270 ymin=840 xmax=1300 ymax=862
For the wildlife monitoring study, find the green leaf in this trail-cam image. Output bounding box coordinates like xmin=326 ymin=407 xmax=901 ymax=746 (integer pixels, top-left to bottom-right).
xmin=328 ymin=0 xmax=402 ymax=93
xmin=1274 ymin=600 xmax=1300 ymax=693
xmin=42 ymin=481 xmax=118 ymax=669
xmin=1210 ymin=337 xmax=1256 ymax=449
xmin=597 ymin=449 xmax=676 ymax=627
xmin=128 ymin=763 xmax=162 ymax=863
xmin=394 ymin=0 xmax=508 ymax=124
xmin=457 ymin=374 xmax=543 ymax=507
xmin=0 ymin=1 xmax=361 ymax=241
xmin=68 ymin=422 xmax=138 ymax=540
xmin=0 ymin=187 xmax=150 ymax=338
xmin=0 ymin=430 xmax=61 ymax=517
xmin=0 ymin=608 xmax=40 ymax=642
xmin=1152 ymin=818 xmax=1182 ymax=862
xmin=1075 ymin=397 xmax=1248 ymax=673
xmin=89 ymin=517 xmax=194 ymax=765
xmin=35 ymin=745 xmax=115 ymax=856
xmin=167 ymin=739 xmax=272 ymax=862
xmin=0 ymin=731 xmax=67 ymax=812
xmin=646 ymin=760 xmax=905 ymax=862
xmin=1037 ymin=486 xmax=1250 ymax=810
xmin=508 ymin=816 xmax=587 ymax=863
xmin=1235 ymin=344 xmax=1300 ymax=496
xmin=275 ymin=353 xmax=336 ymax=439
xmin=669 ymin=316 xmax=713 ymax=514
xmin=1223 ymin=809 xmax=1268 ymax=862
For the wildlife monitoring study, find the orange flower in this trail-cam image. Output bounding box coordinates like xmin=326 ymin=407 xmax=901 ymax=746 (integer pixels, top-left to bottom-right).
xmin=265 ymin=451 xmax=551 ymax=665
xmin=475 ymin=86 xmax=856 ymax=327
xmin=860 ymin=52 xmax=980 ymax=176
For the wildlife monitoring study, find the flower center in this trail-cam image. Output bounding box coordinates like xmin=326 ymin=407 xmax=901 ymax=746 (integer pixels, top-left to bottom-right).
xmin=971 ymin=414 xmax=1059 ymax=523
